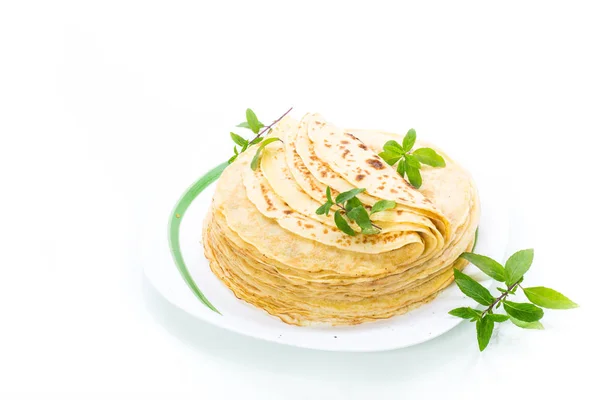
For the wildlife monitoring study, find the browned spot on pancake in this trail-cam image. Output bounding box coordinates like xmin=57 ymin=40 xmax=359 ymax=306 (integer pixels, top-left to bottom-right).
xmin=383 ymin=174 xmax=389 ymax=178
xmin=311 ymin=233 xmax=316 ymax=238
xmin=304 ymin=224 xmax=314 ymax=229
xmin=342 ymin=149 xmax=350 ymax=159
xmin=310 ymin=155 xmax=318 ymax=161
xmin=283 ymin=210 xmax=293 ymax=215
xmin=356 ymin=174 xmax=366 ymax=181
xmin=320 ymin=170 xmax=327 ymax=178
xmin=366 ymin=159 xmax=385 ymax=170
xmin=323 ymin=229 xmax=329 ymax=234
xmin=325 ymin=144 xmax=332 ymax=148
xmin=390 ymin=188 xmax=398 ymax=193
xmin=341 ymin=140 xmax=349 ymax=144
xmin=377 ymin=185 xmax=384 ymax=190
xmin=297 ymin=221 xmax=302 ymax=226
xmin=358 ymin=143 xmax=368 ymax=150
xmin=364 ymin=170 xmax=371 ymax=175
xmin=377 ymin=176 xmax=382 ymax=180
xmin=315 ymin=121 xmax=322 ymax=125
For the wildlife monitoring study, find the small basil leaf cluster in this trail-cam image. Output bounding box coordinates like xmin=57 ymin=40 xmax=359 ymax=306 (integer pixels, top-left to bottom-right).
xmin=229 ymin=107 xmax=293 ymax=166
xmin=450 ymin=248 xmax=578 ymax=351
xmin=316 ymin=187 xmax=396 ymax=236
xmin=229 ymin=108 xmax=265 ymax=164
xmin=378 ymin=129 xmax=445 ymax=188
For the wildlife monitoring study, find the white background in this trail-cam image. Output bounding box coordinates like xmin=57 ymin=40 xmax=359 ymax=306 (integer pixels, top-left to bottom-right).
xmin=1 ymin=1 xmax=599 ymax=398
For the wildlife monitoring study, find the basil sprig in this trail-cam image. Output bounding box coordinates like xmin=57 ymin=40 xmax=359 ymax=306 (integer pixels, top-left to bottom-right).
xmin=450 ymin=248 xmax=577 ymax=351
xmin=378 ymin=129 xmax=445 ymax=188
xmin=228 ymin=107 xmax=293 ymax=165
xmin=316 ymin=186 xmax=396 ymax=236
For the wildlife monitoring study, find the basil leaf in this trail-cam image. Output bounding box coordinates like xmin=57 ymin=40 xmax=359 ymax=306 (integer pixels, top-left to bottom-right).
xmin=405 ymin=163 xmax=422 ymax=189
xmin=523 ymin=287 xmax=578 ymax=309
xmin=335 ymin=188 xmax=365 ymax=204
xmin=404 ymin=153 xmax=421 ymax=168
xmin=402 ymin=129 xmax=416 ymax=152
xmin=476 ymin=316 xmax=494 ymax=351
xmin=230 ymin=132 xmax=248 ymax=147
xmin=345 ymin=197 xmax=362 ymax=213
xmin=245 ymin=108 xmax=263 ymax=134
xmin=236 ymin=121 xmax=250 ymax=129
xmin=250 ymin=137 xmax=280 ymax=170
xmin=503 ymin=301 xmax=544 ymax=322
xmin=505 ymin=249 xmax=534 ymax=285
xmin=509 ymin=316 xmax=544 ymax=330
xmin=487 ymin=313 xmax=510 ymax=322
xmin=413 ymin=147 xmax=446 ymax=167
xmin=326 ymin=186 xmax=333 ymax=203
xmin=370 ymin=200 xmax=396 ymax=214
xmin=383 ymin=140 xmax=404 ymax=155
xmin=397 ymin=158 xmax=406 ymax=177
xmin=334 ymin=210 xmax=356 ymax=236
xmin=346 ymin=205 xmax=378 ymax=234
xmin=315 ymin=202 xmax=333 ymax=216
xmin=448 ymin=307 xmax=481 ymax=319
xmin=460 ymin=252 xmax=506 ymax=282
xmin=249 ymin=136 xmax=263 ymax=145
xmin=378 ymin=151 xmax=402 ymax=166
xmin=453 ymin=269 xmax=495 ymax=306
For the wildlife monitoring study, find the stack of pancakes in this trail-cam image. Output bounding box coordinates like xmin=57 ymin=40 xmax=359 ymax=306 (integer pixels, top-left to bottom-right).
xmin=203 ymin=114 xmax=479 ymax=326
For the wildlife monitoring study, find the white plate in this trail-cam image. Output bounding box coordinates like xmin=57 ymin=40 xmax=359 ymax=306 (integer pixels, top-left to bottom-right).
xmin=144 ymin=166 xmax=509 ymax=352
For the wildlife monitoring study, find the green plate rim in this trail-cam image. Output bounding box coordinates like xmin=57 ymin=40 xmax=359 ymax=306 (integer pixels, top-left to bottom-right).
xmin=167 ymin=162 xmax=228 ymax=314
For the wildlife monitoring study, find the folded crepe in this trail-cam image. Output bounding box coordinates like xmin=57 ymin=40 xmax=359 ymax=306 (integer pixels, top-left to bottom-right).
xmin=203 ymin=113 xmax=479 ymax=326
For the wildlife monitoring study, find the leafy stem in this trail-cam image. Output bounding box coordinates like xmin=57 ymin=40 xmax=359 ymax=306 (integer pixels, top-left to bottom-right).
xmin=229 ymin=106 xmax=293 ymax=164
xmin=316 ymin=187 xmax=395 ymax=236
xmin=450 ymin=248 xmax=578 ymax=351
xmin=249 ymin=106 xmax=293 ymax=145
xmin=480 ymin=280 xmax=520 ymax=318
xmin=378 ymin=128 xmax=445 ymax=188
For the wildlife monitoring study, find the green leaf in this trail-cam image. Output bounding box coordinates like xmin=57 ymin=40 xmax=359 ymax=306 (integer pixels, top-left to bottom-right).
xmin=233 ymin=146 xmax=239 ymax=155
xmin=404 ymin=154 xmax=421 ymax=168
xmin=315 ymin=202 xmax=333 ymax=216
xmin=413 ymin=147 xmax=446 ymax=167
xmin=487 ymin=313 xmax=510 ymax=322
xmin=345 ymin=197 xmax=362 ymax=213
xmin=523 ymin=287 xmax=578 ymax=309
xmin=476 ymin=316 xmax=494 ymax=351
xmin=346 ymin=205 xmax=378 ymax=234
xmin=383 ymin=140 xmax=404 ymax=155
xmin=241 ymin=142 xmax=249 ymax=152
xmin=245 ymin=108 xmax=263 ymax=134
xmin=230 ymin=132 xmax=248 ymax=147
xmin=453 ymin=269 xmax=495 ymax=306
xmin=505 ymin=249 xmax=534 ymax=285
xmin=460 ymin=252 xmax=506 ymax=282
xmin=236 ymin=121 xmax=250 ymax=129
xmin=370 ymin=200 xmax=396 ymax=214
xmin=228 ymin=154 xmax=238 ymax=164
xmin=378 ymin=151 xmax=402 ymax=166
xmin=397 ymin=158 xmax=406 ymax=177
xmin=448 ymin=307 xmax=481 ymax=320
xmin=249 ymin=136 xmax=263 ymax=145
xmin=335 ymin=188 xmax=365 ymax=204
xmin=334 ymin=210 xmax=356 ymax=236
xmin=326 ymin=186 xmax=333 ymax=203
xmin=250 ymin=137 xmax=280 ymax=170
xmin=503 ymin=301 xmax=544 ymax=322
xmin=509 ymin=316 xmax=544 ymax=330
xmin=405 ymin=163 xmax=422 ymax=189
xmin=402 ymin=129 xmax=417 ymax=152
